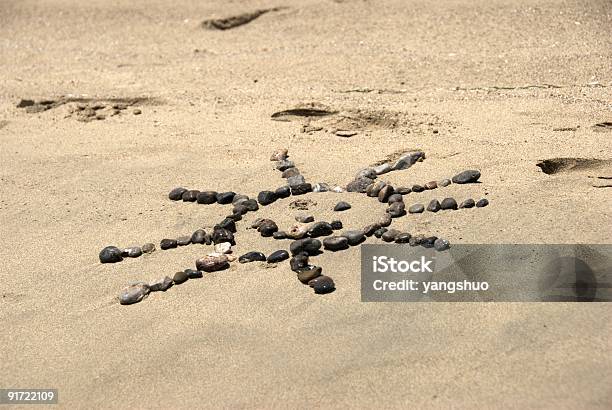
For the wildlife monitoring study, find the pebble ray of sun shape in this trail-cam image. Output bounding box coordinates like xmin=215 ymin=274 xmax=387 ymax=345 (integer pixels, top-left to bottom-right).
xmin=102 ymin=149 xmax=488 ymax=305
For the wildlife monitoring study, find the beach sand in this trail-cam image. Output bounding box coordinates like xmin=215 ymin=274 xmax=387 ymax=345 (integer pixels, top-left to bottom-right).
xmin=1 ymin=0 xmax=611 ymax=408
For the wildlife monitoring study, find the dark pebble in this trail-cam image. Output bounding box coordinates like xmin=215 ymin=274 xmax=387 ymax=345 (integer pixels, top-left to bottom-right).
xmin=388 ymin=201 xmax=406 ymax=217
xmin=267 ymin=250 xmax=290 ymax=263
xmin=122 ymin=247 xmax=142 ymax=258
xmin=334 ymin=201 xmax=351 ymax=212
xmin=204 ymin=233 xmax=212 ymax=245
xmin=173 ymin=271 xmax=189 ymax=284
xmin=409 ymin=235 xmax=425 ymax=246
xmin=290 ymin=238 xmax=322 ymax=255
xmin=275 ymin=185 xmax=291 ymax=198
xmin=290 ymin=253 xmax=309 ymax=272
xmin=297 ymin=265 xmax=323 ymax=284
xmin=212 ymin=228 xmax=235 ymax=245
xmin=160 ymin=239 xmax=177 ymax=250
xmin=424 ymin=181 xmax=438 ymax=190
xmin=282 ymin=167 xmax=300 ymax=178
xmin=388 ymin=194 xmax=403 ymax=204
xmin=168 ymin=187 xmax=187 ymax=201
xmin=395 ymin=187 xmax=411 ymax=195
xmin=378 ymin=185 xmax=394 ymax=203
xmin=176 ymin=236 xmax=191 ymax=246
xmin=226 ymin=213 xmax=242 ymax=222
xmin=243 ymin=199 xmax=259 ymax=211
xmin=149 ymin=276 xmax=173 ymax=292
xmin=233 ymin=204 xmax=248 ymax=215
xmin=184 ymin=268 xmax=203 ymax=279
xmin=296 ymin=214 xmax=315 ymax=223
xmin=99 ymin=246 xmax=123 ymax=263
xmin=141 ymin=243 xmax=156 ymax=253
xmin=196 ymin=191 xmax=217 ymax=204
xmin=434 ymin=238 xmax=450 ymax=251
xmin=258 ymin=220 xmax=279 ymax=237
xmin=421 ymin=236 xmax=438 ymax=248
xmin=239 ymin=251 xmax=267 ymax=263
xmin=382 ymin=229 xmax=401 ymax=242
xmin=291 ymin=183 xmax=313 ymax=195
xmin=366 ymin=180 xmax=387 ymax=197
xmin=307 ymin=221 xmax=333 ymax=238
xmin=276 ymin=160 xmax=295 ymax=171
xmin=356 ymin=168 xmax=377 ymax=179
xmin=411 ymin=184 xmax=425 ymax=192
xmin=342 ymin=230 xmax=366 ymax=246
xmin=181 ymin=190 xmax=199 ymax=202
xmin=191 ymin=229 xmax=207 ymax=244
xmin=440 ymin=198 xmax=458 ymax=210
xmin=362 ymin=224 xmax=379 ymax=237
xmin=273 ymin=231 xmax=287 ymax=239
xmin=216 ymin=192 xmax=236 ymax=204
xmin=346 ymin=176 xmax=375 ymax=193
xmin=287 ymin=175 xmax=306 ymax=187
xmin=476 ymin=198 xmax=489 ymax=207
xmin=216 ymin=218 xmax=237 ymax=233
xmin=452 ymin=170 xmax=481 ymax=184
xmin=374 ymin=227 xmax=388 ymax=238
xmin=395 ymin=233 xmax=412 ymax=243
xmin=323 ymin=236 xmax=349 ymax=251
xmin=427 ymin=199 xmax=441 ymax=212
xmin=309 ymin=275 xmax=335 ymax=294
xmin=409 ymin=203 xmax=425 ymax=214
xmin=329 ymin=221 xmax=342 ymax=231
xmin=257 ymin=191 xmax=278 ymax=206
xmin=232 ymin=194 xmax=249 ymax=206
xmin=459 ymin=198 xmax=475 ymax=209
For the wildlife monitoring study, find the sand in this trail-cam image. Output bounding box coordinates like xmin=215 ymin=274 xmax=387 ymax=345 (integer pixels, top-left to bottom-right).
xmin=1 ymin=0 xmax=611 ymax=408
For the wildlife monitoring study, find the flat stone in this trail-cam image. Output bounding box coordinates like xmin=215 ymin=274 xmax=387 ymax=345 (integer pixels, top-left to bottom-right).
xmin=408 ymin=204 xmax=425 ymax=214
xmin=336 ymin=130 xmax=357 ymax=137
xmin=173 ymin=271 xmax=189 ymax=284
xmin=424 ymin=181 xmax=438 ymax=190
xmin=276 ymin=160 xmax=295 ymax=171
xmin=374 ymin=163 xmax=393 ymax=175
xmin=168 ymin=187 xmax=187 ymax=201
xmin=149 ymin=276 xmax=173 ymax=292
xmin=388 ymin=194 xmax=403 ymax=204
xmin=190 ymin=230 xmax=206 ymax=245
xmin=216 ymin=192 xmax=236 ymax=204
xmin=393 ymin=151 xmax=425 ymax=170
xmin=273 ymin=231 xmax=287 ymax=239
xmin=142 ymin=243 xmax=156 ymax=254
xmin=257 ymin=219 xmax=278 ymax=237
xmin=356 ymin=168 xmax=377 ymax=179
xmin=440 ymin=198 xmax=458 ymax=210
xmin=297 ymin=265 xmax=323 ymax=284
xmin=459 ymin=198 xmax=475 ymax=209
xmin=196 ymin=254 xmax=230 ymax=272
xmin=333 ymin=201 xmax=351 ymax=212
xmin=434 ymin=238 xmax=450 ymax=251
xmin=452 ymin=170 xmax=481 ymax=184
xmin=295 ymin=214 xmax=314 ymax=223
xmin=275 ymin=185 xmax=291 ymax=198
xmin=342 ymin=230 xmax=365 ymax=246
xmin=182 ymin=190 xmax=199 ymax=202
xmin=395 ymin=187 xmax=411 ymax=195
xmin=476 ymin=198 xmax=489 ymax=207
xmin=313 ymin=183 xmax=330 ymax=193
xmin=185 ymin=268 xmax=203 ymax=279
xmin=239 ymin=251 xmax=267 ymax=263
xmin=388 ymin=201 xmax=406 ymax=217
xmin=287 ymin=175 xmax=306 ymax=187
xmin=160 ymin=239 xmax=177 ymax=250
xmin=307 ymin=222 xmax=333 ymax=238
xmin=119 ymin=283 xmax=149 ymax=305
xmin=100 ymin=246 xmax=123 ymax=263
xmin=439 ymin=179 xmax=452 ymax=187
xmin=411 ymin=184 xmax=424 ymax=192
xmin=323 ymin=236 xmax=349 ymax=251
xmin=257 ymin=191 xmax=277 ymax=206
xmin=346 ymin=176 xmax=375 ymax=193
xmin=378 ymin=185 xmax=394 ymax=203
xmin=290 ymin=238 xmax=322 ymax=255
xmin=196 ymin=191 xmax=217 ymax=204
xmin=232 ymin=194 xmax=250 ymax=205
xmin=282 ymin=167 xmax=300 ymax=178
xmin=308 ymin=275 xmax=335 ymax=294
xmin=395 ymin=233 xmax=411 ymax=243
xmin=382 ymin=229 xmax=401 ymax=242
xmin=177 ymin=236 xmax=191 ymax=246
xmin=427 ymin=199 xmax=441 ymax=212
xmin=267 ymin=250 xmax=290 ymax=263
xmin=291 ymin=183 xmax=313 ymax=195
xmin=214 ymin=242 xmax=232 ymax=254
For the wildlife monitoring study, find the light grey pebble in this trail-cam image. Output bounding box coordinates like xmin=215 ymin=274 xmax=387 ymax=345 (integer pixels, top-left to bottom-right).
xmin=295 ymin=214 xmax=314 ymax=223
xmin=393 ymin=151 xmax=425 ymax=170
xmin=409 ymin=203 xmax=425 ymax=214
xmin=355 ymin=168 xmax=377 ymax=180
xmin=142 ymin=243 xmax=156 ymax=254
xmin=366 ymin=180 xmax=387 ymax=197
xmin=434 ymin=238 xmax=450 ymax=251
xmin=177 ymin=236 xmax=191 ymax=246
xmin=149 ymin=276 xmax=173 ymax=292
xmin=119 ymin=283 xmax=149 ymax=305
xmin=374 ymin=163 xmax=393 ymax=175
xmin=313 ymin=182 xmax=330 ymax=192
xmin=439 ymin=179 xmax=451 ymax=187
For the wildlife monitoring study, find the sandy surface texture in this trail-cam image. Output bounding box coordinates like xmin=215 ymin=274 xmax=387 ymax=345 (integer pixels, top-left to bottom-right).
xmin=1 ymin=0 xmax=611 ymax=408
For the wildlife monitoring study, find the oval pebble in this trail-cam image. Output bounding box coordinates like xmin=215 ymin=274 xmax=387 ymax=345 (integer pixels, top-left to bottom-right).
xmin=197 ymin=191 xmax=218 ymax=204
xmin=409 ymin=203 xmax=424 ymax=214
xmin=424 ymin=181 xmax=438 ymax=190
xmin=160 ymin=239 xmax=177 ymax=250
xmin=374 ymin=227 xmax=388 ymax=238
xmin=409 ymin=234 xmax=426 ymax=246
xmin=307 ymin=222 xmax=333 ymax=237
xmin=270 ymin=148 xmax=288 ymax=161
xmin=142 ymin=243 xmax=156 ymax=254
xmin=342 ymin=230 xmax=365 ymax=246
xmin=388 ymin=194 xmax=403 ymax=204
xmin=366 ymin=180 xmax=387 ymax=197
xmin=149 ymin=276 xmax=173 ymax=292
xmin=459 ymin=198 xmax=475 ymax=209
xmin=434 ymin=238 xmax=450 ymax=251
xmin=195 ymin=254 xmax=230 ymax=272
xmin=452 ymin=170 xmax=481 ymax=184
xmin=191 ymin=229 xmax=207 ymax=244
xmin=440 ymin=198 xmax=458 ymax=210
xmin=323 ymin=236 xmax=349 ymax=251
xmin=334 ymin=201 xmax=351 ymax=212
xmin=212 ymin=228 xmax=235 ymax=245
xmin=374 ymin=163 xmax=393 ymax=175
xmin=258 ymin=191 xmax=277 ymax=206
xmin=362 ymin=224 xmax=380 ymax=237
xmin=232 ymin=194 xmax=250 ymax=205
xmin=216 ymin=192 xmax=236 ymax=204
xmin=290 ymin=253 xmax=310 ymax=272
xmin=331 ymin=220 xmax=343 ymax=230
xmin=185 ymin=268 xmax=203 ymax=279
xmin=355 ymin=168 xmax=377 ymax=179
xmin=476 ymin=198 xmax=489 ymax=207
xmin=99 ymin=246 xmax=123 ymax=263
xmin=308 ymin=275 xmax=335 ymax=294
xmin=290 ymin=238 xmax=322 ymax=255
xmin=275 ymin=185 xmax=291 ymax=198
xmin=267 ymin=250 xmax=290 ymax=263
xmin=287 ymin=175 xmax=306 ymax=187
xmin=421 ymin=236 xmax=438 ymax=248
xmin=313 ymin=183 xmax=330 ymax=193
xmin=346 ymin=176 xmax=375 ymax=193
xmin=411 ymin=184 xmax=425 ymax=192
xmin=395 ymin=233 xmax=412 ymax=243
xmin=173 ymin=270 xmax=189 ymax=284
xmin=273 ymin=231 xmax=287 ymax=240
xmin=291 ymin=183 xmax=313 ymax=195
xmin=297 ymin=265 xmax=323 ymax=284
xmin=395 ymin=187 xmax=411 ymax=195
xmin=282 ymin=167 xmax=300 ymax=178
xmin=169 ymin=187 xmax=188 ymax=201
xmin=214 ymin=242 xmax=232 ymax=254
xmin=379 ymin=213 xmax=393 ymax=227
xmin=378 ymin=185 xmax=394 ymax=203
xmin=177 ymin=236 xmax=191 ymax=246
xmin=382 ymin=229 xmax=401 ymax=242
xmin=427 ymin=199 xmax=441 ymax=212
xmin=439 ymin=179 xmax=451 ymax=187
xmin=239 ymin=251 xmax=266 ymax=263
xmin=287 ymin=225 xmax=309 ymax=239
xmin=182 ymin=190 xmax=199 ymax=202
xmin=119 ymin=283 xmax=149 ymax=305
xmin=123 ymin=246 xmax=142 ymax=258
xmin=388 ymin=201 xmax=406 ymax=217
xmin=258 ymin=220 xmax=279 ymax=237
xmin=295 ymin=214 xmax=314 ymax=223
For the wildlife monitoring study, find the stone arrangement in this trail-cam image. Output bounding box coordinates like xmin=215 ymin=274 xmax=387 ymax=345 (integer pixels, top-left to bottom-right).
xmin=102 ymin=148 xmax=489 ymax=305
